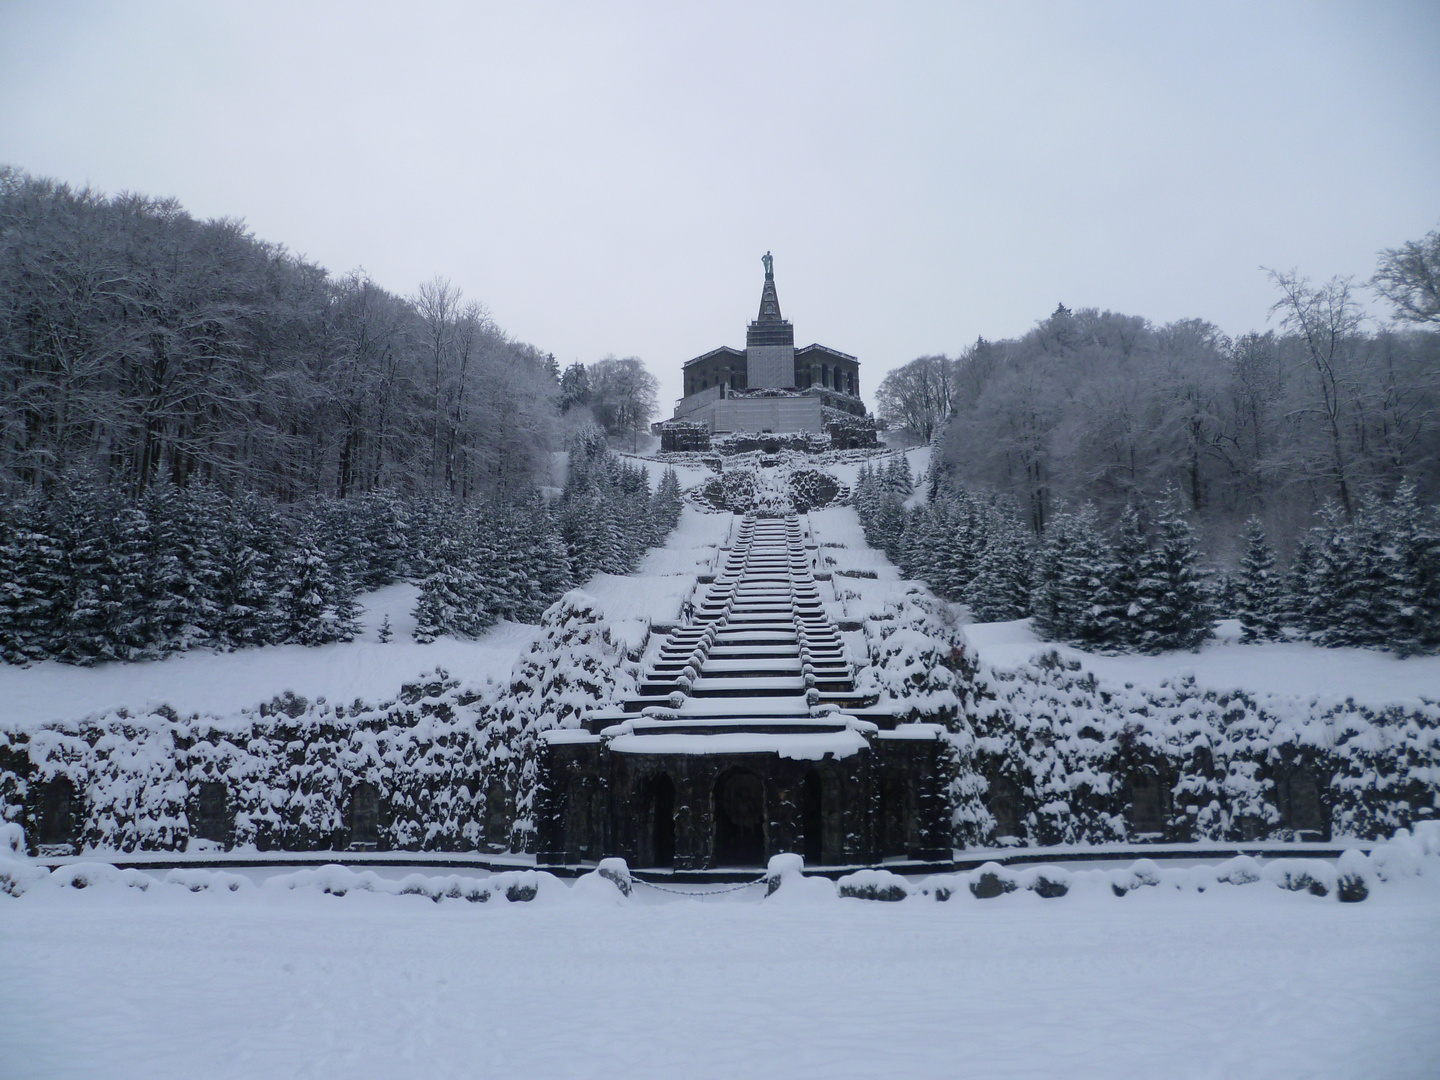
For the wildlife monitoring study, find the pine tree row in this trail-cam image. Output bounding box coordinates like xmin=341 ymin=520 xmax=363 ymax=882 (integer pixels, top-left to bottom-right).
xmin=410 ymin=426 xmax=682 ymax=641
xmin=0 ymin=479 xmax=375 ymax=663
xmin=1236 ymin=482 xmax=1440 ymax=656
xmin=0 ymin=434 xmax=686 ymax=664
xmin=856 ymin=458 xmax=1439 ymax=656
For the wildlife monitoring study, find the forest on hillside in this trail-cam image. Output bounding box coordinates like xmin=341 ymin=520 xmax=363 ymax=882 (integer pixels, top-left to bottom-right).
xmin=876 ymin=236 xmax=1440 ymax=561
xmin=0 ymin=168 xmax=664 ymax=501
xmin=0 ymin=169 xmax=680 ymax=664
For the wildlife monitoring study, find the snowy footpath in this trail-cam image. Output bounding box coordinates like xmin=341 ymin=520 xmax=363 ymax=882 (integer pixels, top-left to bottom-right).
xmin=2 ymin=854 xmax=1438 ymax=1080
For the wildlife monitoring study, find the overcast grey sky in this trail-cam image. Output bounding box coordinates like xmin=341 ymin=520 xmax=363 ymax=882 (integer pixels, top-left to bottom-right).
xmin=2 ymin=1 xmax=1437 ymax=408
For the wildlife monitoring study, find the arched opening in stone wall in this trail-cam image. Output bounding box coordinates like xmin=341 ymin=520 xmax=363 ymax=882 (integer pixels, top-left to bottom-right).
xmin=39 ymin=776 xmax=78 ymax=847
xmin=802 ymin=770 xmax=824 ymax=865
xmin=1281 ymin=768 xmax=1325 ymax=836
xmin=562 ymin=776 xmax=588 ymax=861
xmin=988 ymin=775 xmax=1020 ymax=842
xmin=649 ymin=773 xmax=675 ymax=868
xmin=348 ymin=781 xmax=381 ymax=848
xmin=1126 ymin=766 xmax=1165 ymax=836
xmin=713 ymin=768 xmax=766 ymax=866
xmin=191 ymin=781 xmax=230 ymax=844
xmin=879 ymin=773 xmax=916 ymax=858
xmin=485 ymin=781 xmax=509 ymax=849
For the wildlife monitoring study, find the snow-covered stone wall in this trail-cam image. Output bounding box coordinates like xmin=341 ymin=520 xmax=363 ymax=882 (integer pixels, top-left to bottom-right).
xmin=0 ymin=590 xmax=647 ymax=856
xmin=809 ymin=505 xmax=1440 ymax=849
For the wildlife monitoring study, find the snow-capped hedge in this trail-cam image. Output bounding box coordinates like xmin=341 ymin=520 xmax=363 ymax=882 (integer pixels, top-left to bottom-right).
xmin=966 ymin=648 xmax=1440 ymax=847
xmin=0 ymin=590 xmax=643 ymax=856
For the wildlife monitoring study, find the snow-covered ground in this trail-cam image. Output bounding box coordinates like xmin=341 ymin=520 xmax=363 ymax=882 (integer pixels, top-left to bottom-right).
xmin=964 ymin=618 xmax=1440 ymax=709
xmin=0 ymin=583 xmax=540 ymax=727
xmin=2 ymin=863 xmax=1437 ymax=1080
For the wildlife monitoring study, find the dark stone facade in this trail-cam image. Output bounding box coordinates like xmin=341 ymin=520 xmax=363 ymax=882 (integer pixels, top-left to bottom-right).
xmin=537 ymin=736 xmax=951 ymax=869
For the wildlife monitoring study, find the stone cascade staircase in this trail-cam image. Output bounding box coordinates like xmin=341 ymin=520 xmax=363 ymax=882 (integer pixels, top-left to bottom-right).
xmin=583 ymin=513 xmax=877 ymax=736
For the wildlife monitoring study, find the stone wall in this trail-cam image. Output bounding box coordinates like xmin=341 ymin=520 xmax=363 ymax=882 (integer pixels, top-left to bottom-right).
xmin=535 ymin=737 xmax=952 ymax=869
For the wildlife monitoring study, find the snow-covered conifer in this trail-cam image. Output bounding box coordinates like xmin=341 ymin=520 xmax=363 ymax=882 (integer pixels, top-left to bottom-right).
xmin=1134 ymin=490 xmax=1213 ymax=652
xmin=1031 ymin=503 xmax=1111 ymax=646
xmin=278 ymin=535 xmax=357 ymax=645
xmin=214 ymin=493 xmax=279 ymax=647
xmin=1304 ymin=503 xmax=1354 ymax=645
xmin=652 ymin=467 xmax=684 ymax=539
xmin=1387 ymin=481 xmax=1440 ymax=656
xmin=1097 ymin=504 xmax=1150 ymax=649
xmin=965 ymin=509 xmax=1032 ymax=622
xmin=884 ymin=453 xmax=914 ymax=496
xmin=1235 ymin=516 xmax=1283 ymax=642
xmin=897 ymin=503 xmax=938 ymax=583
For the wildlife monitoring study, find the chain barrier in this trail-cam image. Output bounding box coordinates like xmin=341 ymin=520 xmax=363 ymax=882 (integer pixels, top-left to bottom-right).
xmin=635 ymin=874 xmax=768 ymax=897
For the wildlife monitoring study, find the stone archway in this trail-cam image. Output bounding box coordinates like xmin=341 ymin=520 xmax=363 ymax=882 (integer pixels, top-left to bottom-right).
xmin=348 ymin=781 xmax=380 ymax=848
xmin=1126 ymin=766 xmax=1165 ymax=837
xmin=191 ymin=781 xmax=230 ymax=844
xmin=879 ymin=773 xmax=916 ymax=858
xmin=713 ymin=768 xmax=766 ymax=866
xmin=39 ymin=776 xmax=78 ymax=847
xmin=988 ymin=775 xmax=1021 ymax=843
xmin=802 ymin=770 xmax=824 ymax=866
xmin=649 ymin=773 xmax=675 ymax=868
xmin=1280 ymin=767 xmax=1325 ymax=836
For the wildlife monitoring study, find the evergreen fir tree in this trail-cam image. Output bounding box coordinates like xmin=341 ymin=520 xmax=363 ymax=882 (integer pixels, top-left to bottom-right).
xmin=214 ymin=493 xmax=274 ymax=647
xmin=56 ymin=481 xmax=120 ymax=664
xmin=277 ymin=535 xmax=357 ymax=645
xmin=0 ymin=496 xmax=54 ymax=663
xmin=1065 ymin=505 xmax=1114 ymax=648
xmin=932 ymin=492 xmax=980 ymax=602
xmin=1387 ymin=481 xmax=1440 ymax=656
xmin=313 ymin=498 xmax=371 ymax=598
xmin=377 ymin=613 xmax=393 ymax=643
xmin=1305 ymin=503 xmax=1354 ymax=645
xmin=1284 ymin=532 xmax=1316 ymax=634
xmin=521 ymin=498 xmax=574 ymax=621
xmin=141 ymin=482 xmax=198 ymax=653
xmin=897 ymin=503 xmax=937 ymax=582
xmin=1030 ymin=503 xmax=1112 ymax=647
xmin=875 ymin=493 xmax=907 ymax=563
xmin=479 ymin=505 xmax=530 ymax=623
xmin=964 ymin=510 xmax=1032 ymax=622
xmin=1134 ymin=491 xmax=1213 ymax=652
xmin=356 ymin=491 xmax=410 ymax=589
xmin=1097 ymin=503 xmax=1150 ymax=650
xmin=853 ymin=463 xmax=879 ymax=528
xmin=1029 ymin=510 xmax=1073 ymax=640
xmin=884 ymin=454 xmax=914 ymax=497
xmin=1235 ymin=516 xmax=1283 ymax=642
xmin=652 ymin=467 xmax=684 ymax=540
xmin=413 ymin=535 xmax=493 ymax=641
xmin=1339 ymin=495 xmax=1392 ymax=648
xmin=98 ymin=504 xmax=155 ymax=659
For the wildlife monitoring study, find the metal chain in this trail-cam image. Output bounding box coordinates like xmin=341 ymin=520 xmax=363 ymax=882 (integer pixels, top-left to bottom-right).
xmin=634 ymin=875 xmax=768 ymax=896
